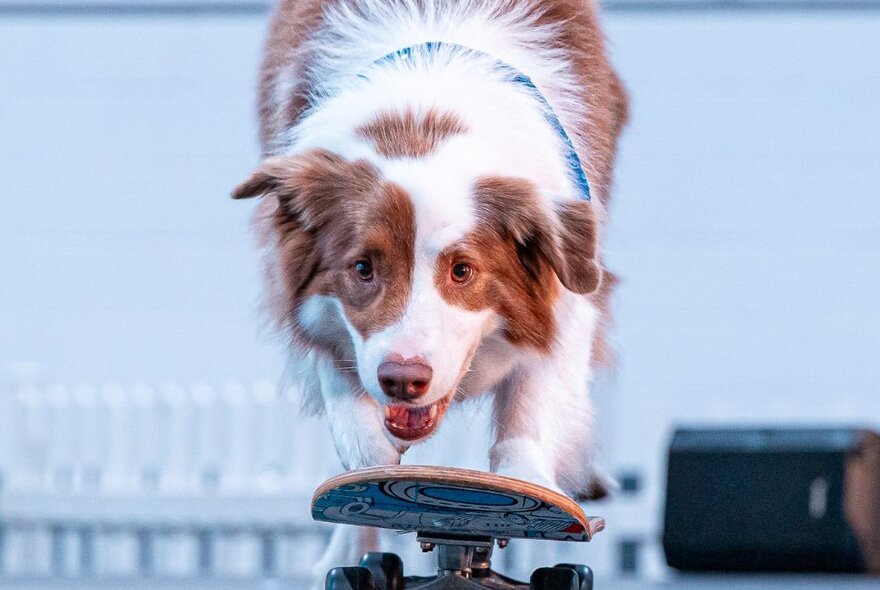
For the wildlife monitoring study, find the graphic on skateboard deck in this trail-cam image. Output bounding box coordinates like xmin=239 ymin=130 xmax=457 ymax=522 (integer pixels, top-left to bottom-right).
xmin=311 ymin=465 xmax=604 ymax=541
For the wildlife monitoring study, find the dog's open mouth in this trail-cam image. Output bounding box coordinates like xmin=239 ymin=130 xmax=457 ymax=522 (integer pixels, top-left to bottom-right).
xmin=383 ymin=397 xmax=451 ymax=441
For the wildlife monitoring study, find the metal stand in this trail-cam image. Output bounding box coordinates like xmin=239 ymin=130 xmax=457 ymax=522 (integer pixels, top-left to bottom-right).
xmin=324 ymin=532 xmax=594 ymax=590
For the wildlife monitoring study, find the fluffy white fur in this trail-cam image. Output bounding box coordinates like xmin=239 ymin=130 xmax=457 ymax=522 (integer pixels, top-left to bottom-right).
xmin=263 ymin=0 xmax=606 ymax=584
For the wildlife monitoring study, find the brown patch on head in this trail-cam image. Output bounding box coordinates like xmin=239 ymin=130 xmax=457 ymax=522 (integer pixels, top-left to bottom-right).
xmin=232 ymin=149 xmax=416 ymax=342
xmin=357 ymin=107 xmax=467 ymax=159
xmin=432 ymin=176 xmax=601 ymax=352
xmin=470 ymin=178 xmax=602 ymax=296
xmin=435 ymin=225 xmax=559 ymax=352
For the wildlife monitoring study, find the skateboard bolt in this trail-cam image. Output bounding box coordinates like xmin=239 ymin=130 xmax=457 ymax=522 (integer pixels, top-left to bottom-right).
xmin=420 ymin=541 xmax=435 ymax=552
xmin=496 ymin=539 xmax=509 ymax=549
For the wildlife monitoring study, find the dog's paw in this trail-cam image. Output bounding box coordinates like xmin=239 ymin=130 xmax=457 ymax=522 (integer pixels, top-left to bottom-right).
xmin=490 ymin=438 xmax=562 ymax=493
xmin=337 ymin=432 xmax=401 ymax=471
xmin=331 ymin=420 xmax=402 ymax=471
xmin=495 ymin=464 xmax=561 ymax=494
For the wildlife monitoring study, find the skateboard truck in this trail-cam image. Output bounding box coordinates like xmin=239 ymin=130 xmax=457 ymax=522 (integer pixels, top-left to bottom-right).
xmin=416 ymin=532 xmax=493 ymax=576
xmin=314 ymin=466 xmax=602 ymax=590
xmin=327 ymin=539 xmax=594 ymax=590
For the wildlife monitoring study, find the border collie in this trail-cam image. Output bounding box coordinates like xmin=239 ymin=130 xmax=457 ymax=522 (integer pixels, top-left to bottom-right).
xmin=232 ymin=0 xmax=627 ymax=576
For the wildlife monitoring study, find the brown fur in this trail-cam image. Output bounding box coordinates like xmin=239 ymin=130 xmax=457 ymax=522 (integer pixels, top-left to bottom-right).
xmin=574 ymin=476 xmax=610 ymax=502
xmin=555 ymin=200 xmax=602 ymax=294
xmin=472 ymin=176 xmax=602 ymax=295
xmin=434 ymin=176 xmax=600 ymax=352
xmin=258 ymin=0 xmax=328 ymax=152
xmin=530 ymin=0 xmax=629 ymax=204
xmin=358 ymin=108 xmax=468 ymax=158
xmin=232 ymin=150 xmax=416 ymax=341
xmin=434 ymin=224 xmax=560 ymax=353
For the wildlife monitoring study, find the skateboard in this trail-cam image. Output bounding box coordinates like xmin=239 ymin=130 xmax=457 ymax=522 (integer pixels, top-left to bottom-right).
xmin=311 ymin=465 xmax=604 ymax=590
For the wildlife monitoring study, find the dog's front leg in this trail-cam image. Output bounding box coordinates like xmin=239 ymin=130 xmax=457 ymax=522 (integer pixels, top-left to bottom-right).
xmin=311 ymin=355 xmax=401 ymax=589
xmin=317 ymin=355 xmax=403 ymax=470
xmin=489 ymin=353 xmax=606 ymax=499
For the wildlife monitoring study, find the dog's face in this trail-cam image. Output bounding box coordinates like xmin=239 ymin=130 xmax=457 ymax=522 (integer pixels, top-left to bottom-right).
xmin=233 ymin=110 xmax=601 ymax=443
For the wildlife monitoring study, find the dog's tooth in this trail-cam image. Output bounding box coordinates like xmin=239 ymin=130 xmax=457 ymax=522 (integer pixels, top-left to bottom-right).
xmin=382 ymin=400 xmax=448 ymax=440
xmin=385 ymin=405 xmax=411 ymax=429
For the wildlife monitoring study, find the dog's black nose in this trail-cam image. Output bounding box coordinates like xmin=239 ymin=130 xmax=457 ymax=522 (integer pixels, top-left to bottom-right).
xmin=378 ymin=358 xmax=433 ymax=401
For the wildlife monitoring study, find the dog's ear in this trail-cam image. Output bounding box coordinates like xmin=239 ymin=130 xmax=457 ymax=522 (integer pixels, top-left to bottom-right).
xmin=475 ymin=177 xmax=602 ymax=295
xmin=231 ymin=155 xmax=299 ymax=201
xmin=547 ymin=200 xmax=603 ymax=295
xmin=231 ymin=150 xmax=379 ymax=231
xmin=231 ymin=153 xmax=337 ymax=221
xmin=515 ymin=201 xmax=601 ymax=295
xmin=232 ymin=155 xmax=320 ymax=306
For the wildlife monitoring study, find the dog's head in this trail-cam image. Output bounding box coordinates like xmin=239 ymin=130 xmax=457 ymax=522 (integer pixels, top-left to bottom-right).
xmin=233 ymin=108 xmax=601 ymax=443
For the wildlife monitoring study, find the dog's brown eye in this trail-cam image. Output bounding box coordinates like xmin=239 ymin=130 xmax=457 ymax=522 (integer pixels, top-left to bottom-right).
xmin=354 ymin=259 xmax=374 ymax=282
xmin=451 ymin=262 xmax=473 ymax=284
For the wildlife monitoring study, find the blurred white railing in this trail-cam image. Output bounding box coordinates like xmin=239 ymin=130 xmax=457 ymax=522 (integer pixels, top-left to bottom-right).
xmin=0 ymin=378 xmax=655 ymax=582
xmin=0 ymin=379 xmax=346 ymax=580
xmin=0 ymin=380 xmax=339 ymax=496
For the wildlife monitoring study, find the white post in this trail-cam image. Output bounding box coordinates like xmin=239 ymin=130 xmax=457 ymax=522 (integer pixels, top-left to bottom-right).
xmin=161 ymin=382 xmax=196 ymax=493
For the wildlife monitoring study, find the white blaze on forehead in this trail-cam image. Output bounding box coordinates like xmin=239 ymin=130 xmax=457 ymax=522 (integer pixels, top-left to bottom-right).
xmin=360 ymin=253 xmax=496 ymax=407
xmin=381 ymin=152 xmax=477 ymax=253
xmin=353 ymin=149 xmax=495 ymax=406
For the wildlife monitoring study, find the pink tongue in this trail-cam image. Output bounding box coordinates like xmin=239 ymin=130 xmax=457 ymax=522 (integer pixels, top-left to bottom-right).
xmin=387 ymin=405 xmax=431 ymax=429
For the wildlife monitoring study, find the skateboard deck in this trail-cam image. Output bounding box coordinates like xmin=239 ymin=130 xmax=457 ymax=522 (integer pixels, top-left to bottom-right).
xmin=311 ymin=465 xmax=604 ymax=542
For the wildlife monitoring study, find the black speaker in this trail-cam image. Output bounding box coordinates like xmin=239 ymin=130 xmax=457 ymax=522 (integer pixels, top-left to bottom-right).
xmin=663 ymin=427 xmax=880 ymax=573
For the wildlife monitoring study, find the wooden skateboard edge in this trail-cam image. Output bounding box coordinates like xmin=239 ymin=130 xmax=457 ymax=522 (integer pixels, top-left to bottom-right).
xmin=311 ymin=465 xmax=604 ymax=540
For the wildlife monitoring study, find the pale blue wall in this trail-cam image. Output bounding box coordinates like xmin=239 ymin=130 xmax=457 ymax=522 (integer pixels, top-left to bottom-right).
xmin=601 ymin=11 xmax=880 ymax=492
xmin=0 ymin=15 xmax=279 ymax=383
xmin=2 ymin=2 xmax=879 ymax=514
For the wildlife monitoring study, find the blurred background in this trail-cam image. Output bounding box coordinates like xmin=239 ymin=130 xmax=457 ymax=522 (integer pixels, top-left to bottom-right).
xmin=1 ymin=0 xmax=879 ymax=588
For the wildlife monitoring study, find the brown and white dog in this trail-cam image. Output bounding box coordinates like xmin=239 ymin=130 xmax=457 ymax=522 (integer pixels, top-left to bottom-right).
xmin=233 ymin=0 xmax=626 ymax=576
